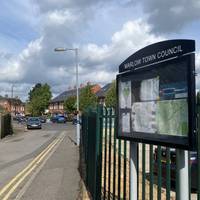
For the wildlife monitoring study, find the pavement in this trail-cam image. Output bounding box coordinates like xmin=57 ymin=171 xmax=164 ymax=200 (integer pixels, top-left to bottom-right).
xmin=19 ymin=127 xmax=80 ymax=200
xmin=0 ymin=123 xmax=81 ymax=200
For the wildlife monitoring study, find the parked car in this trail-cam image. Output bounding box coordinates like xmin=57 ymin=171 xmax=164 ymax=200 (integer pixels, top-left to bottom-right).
xmin=57 ymin=115 xmax=67 ymax=123
xmin=39 ymin=116 xmax=46 ymax=123
xmin=72 ymin=116 xmax=82 ymax=125
xmin=50 ymin=115 xmax=57 ymax=123
xmin=27 ymin=117 xmax=42 ymax=129
xmin=154 ymin=147 xmax=197 ymax=189
xmin=18 ymin=116 xmax=27 ymax=123
xmin=50 ymin=115 xmax=67 ymax=123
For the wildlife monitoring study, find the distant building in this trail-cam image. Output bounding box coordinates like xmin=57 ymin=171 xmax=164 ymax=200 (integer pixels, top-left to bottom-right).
xmin=96 ymin=83 xmax=112 ymax=105
xmin=49 ymin=84 xmax=101 ymax=114
xmin=0 ymin=97 xmax=25 ymax=115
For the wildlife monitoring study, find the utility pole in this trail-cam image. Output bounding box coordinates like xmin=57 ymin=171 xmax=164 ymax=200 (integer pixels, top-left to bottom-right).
xmin=11 ymin=84 xmax=16 ymax=115
xmin=11 ymin=84 xmax=14 ymax=98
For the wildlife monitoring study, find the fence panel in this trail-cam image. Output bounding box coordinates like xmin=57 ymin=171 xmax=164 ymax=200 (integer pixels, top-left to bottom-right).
xmin=81 ymin=105 xmax=200 ymax=199
xmin=101 ymin=107 xmax=129 ymax=200
xmin=81 ymin=108 xmax=102 ymax=200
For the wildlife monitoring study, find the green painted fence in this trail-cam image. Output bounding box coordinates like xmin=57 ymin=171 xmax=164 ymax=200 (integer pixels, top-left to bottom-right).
xmin=80 ymin=105 xmax=200 ymax=199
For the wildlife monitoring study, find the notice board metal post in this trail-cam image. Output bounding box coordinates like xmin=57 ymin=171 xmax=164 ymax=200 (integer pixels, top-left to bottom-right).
xmin=130 ymin=142 xmax=138 ymax=200
xmin=176 ymin=149 xmax=189 ymax=200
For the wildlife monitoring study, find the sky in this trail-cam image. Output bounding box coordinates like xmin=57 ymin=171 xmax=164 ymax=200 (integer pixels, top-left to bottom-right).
xmin=0 ymin=0 xmax=200 ymax=101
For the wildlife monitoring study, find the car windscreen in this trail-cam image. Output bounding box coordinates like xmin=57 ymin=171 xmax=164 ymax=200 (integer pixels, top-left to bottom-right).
xmin=28 ymin=118 xmax=40 ymax=122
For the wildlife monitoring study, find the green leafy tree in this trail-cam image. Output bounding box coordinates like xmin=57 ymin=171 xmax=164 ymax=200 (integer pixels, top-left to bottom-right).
xmin=28 ymin=83 xmax=52 ymax=116
xmin=105 ymin=81 xmax=116 ymax=108
xmin=80 ymin=85 xmax=97 ymax=111
xmin=28 ymin=83 xmax=42 ymax=101
xmin=0 ymin=105 xmax=6 ymax=114
xmin=64 ymin=96 xmax=76 ymax=113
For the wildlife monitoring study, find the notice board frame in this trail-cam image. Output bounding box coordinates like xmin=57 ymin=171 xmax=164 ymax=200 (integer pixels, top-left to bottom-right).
xmin=116 ymin=53 xmax=196 ymax=150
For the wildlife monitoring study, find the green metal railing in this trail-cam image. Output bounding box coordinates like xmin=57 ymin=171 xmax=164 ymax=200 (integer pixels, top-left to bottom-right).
xmin=81 ymin=106 xmax=129 ymax=199
xmin=81 ymin=105 xmax=200 ymax=199
xmin=81 ymin=107 xmax=102 ymax=200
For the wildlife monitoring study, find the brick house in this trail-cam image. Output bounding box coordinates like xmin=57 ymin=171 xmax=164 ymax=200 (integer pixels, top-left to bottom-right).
xmin=49 ymin=84 xmax=101 ymax=114
xmin=0 ymin=97 xmax=25 ymax=115
xmin=96 ymin=83 xmax=112 ymax=105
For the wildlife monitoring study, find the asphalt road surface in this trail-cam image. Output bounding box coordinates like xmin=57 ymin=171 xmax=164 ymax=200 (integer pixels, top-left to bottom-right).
xmin=0 ymin=122 xmax=80 ymax=200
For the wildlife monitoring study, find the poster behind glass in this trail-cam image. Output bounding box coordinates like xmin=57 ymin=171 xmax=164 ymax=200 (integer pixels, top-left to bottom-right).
xmin=118 ymin=59 xmax=188 ymax=138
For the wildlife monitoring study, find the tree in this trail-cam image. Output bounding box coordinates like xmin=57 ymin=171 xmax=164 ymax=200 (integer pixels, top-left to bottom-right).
xmin=105 ymin=80 xmax=116 ymax=108
xmin=64 ymin=96 xmax=76 ymax=113
xmin=28 ymin=83 xmax=42 ymax=101
xmin=80 ymin=85 xmax=97 ymax=111
xmin=28 ymin=83 xmax=52 ymax=116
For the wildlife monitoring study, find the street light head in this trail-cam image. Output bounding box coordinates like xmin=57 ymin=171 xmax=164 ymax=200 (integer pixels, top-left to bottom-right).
xmin=54 ymin=47 xmax=66 ymax=52
xmin=54 ymin=47 xmax=78 ymax=52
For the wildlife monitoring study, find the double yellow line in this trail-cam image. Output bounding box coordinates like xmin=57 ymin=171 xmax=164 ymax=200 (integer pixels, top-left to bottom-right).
xmin=0 ymin=136 xmax=62 ymax=200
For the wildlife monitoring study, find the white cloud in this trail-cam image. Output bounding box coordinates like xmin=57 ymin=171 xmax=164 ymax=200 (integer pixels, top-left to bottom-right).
xmin=137 ymin=0 xmax=200 ymax=33
xmin=1 ymin=0 xmax=199 ymax=101
xmin=34 ymin=0 xmax=105 ymax=13
xmin=81 ymin=19 xmax=164 ymax=72
xmin=0 ymin=82 xmax=34 ymax=101
xmin=44 ymin=10 xmax=77 ymax=26
xmin=0 ymin=17 xmax=165 ymax=99
xmin=0 ymin=37 xmax=43 ymax=83
xmin=19 ymin=37 xmax=43 ymax=61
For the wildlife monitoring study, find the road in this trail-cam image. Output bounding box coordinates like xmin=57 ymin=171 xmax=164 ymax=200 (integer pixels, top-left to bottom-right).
xmin=0 ymin=122 xmax=80 ymax=200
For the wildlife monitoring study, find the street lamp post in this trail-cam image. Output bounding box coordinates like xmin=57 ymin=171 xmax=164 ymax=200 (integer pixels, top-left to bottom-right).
xmin=54 ymin=47 xmax=80 ymax=146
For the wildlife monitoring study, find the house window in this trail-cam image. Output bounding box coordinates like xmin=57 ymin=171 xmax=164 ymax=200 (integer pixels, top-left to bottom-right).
xmin=60 ymin=104 xmax=63 ymax=109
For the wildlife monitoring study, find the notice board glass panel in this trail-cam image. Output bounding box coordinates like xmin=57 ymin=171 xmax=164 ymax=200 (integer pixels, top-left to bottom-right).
xmin=117 ymin=54 xmax=195 ymax=149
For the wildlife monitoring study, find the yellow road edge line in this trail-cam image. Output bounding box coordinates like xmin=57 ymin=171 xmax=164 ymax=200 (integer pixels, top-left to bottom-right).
xmin=0 ymin=138 xmax=59 ymax=197
xmin=2 ymin=136 xmax=63 ymax=200
xmin=2 ymin=165 xmax=36 ymax=200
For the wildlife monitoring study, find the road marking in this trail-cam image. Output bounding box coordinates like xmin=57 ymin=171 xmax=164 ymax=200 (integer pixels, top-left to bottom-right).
xmin=14 ymin=132 xmax=65 ymax=200
xmin=2 ymin=138 xmax=60 ymax=200
xmin=0 ymin=132 xmax=65 ymax=200
xmin=0 ymin=139 xmax=58 ymax=197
